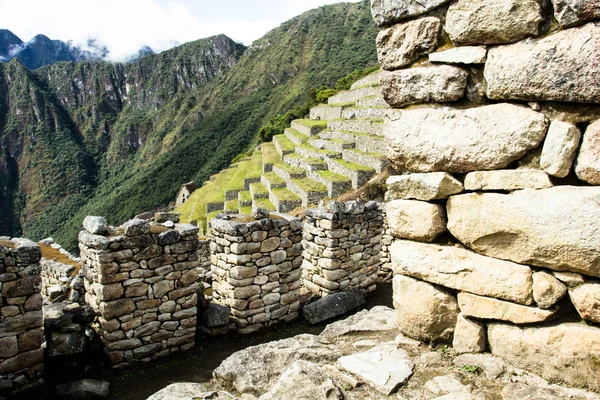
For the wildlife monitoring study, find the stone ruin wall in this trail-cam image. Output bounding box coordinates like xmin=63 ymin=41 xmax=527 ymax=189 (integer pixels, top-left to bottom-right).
xmin=78 ymin=217 xmax=200 ymax=367
xmin=371 ymin=0 xmax=600 ymax=391
xmin=301 ymin=201 xmax=382 ymax=296
xmin=209 ymin=212 xmax=304 ymax=334
xmin=0 ymin=239 xmax=44 ymax=395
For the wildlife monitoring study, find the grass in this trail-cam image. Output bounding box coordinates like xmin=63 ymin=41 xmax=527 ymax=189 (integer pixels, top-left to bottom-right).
xmin=238 ymin=191 xmax=252 ymax=203
xmin=316 ymin=170 xmax=352 ymax=183
xmin=273 ymin=135 xmax=296 ymax=152
xmin=298 ymin=144 xmax=340 ymax=158
xmin=225 ymin=200 xmax=239 ymax=212
xmin=254 ymin=198 xmax=276 ymax=211
xmin=272 ymin=187 xmax=301 ymax=202
xmin=293 ymin=119 xmax=328 ymax=129
xmin=292 ymin=177 xmax=327 ymax=193
xmin=273 ymin=163 xmax=306 ymax=178
xmin=244 ymin=150 xmax=263 ymax=181
xmin=328 ymin=102 xmax=356 ymax=107
xmin=333 ymin=158 xmax=374 ymax=172
xmin=239 ymin=205 xmax=253 ymax=215
xmin=249 ymin=182 xmax=269 ymax=198
xmin=262 ymin=172 xmax=286 ymax=186
xmin=346 ymin=148 xmax=386 ymax=158
xmin=285 ymin=128 xmax=308 ymax=143
xmin=39 ymin=243 xmax=81 ymax=272
xmin=261 ymin=142 xmax=280 ymax=166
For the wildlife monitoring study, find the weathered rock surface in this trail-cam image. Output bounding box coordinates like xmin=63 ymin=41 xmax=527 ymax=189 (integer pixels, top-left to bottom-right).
xmin=213 ymin=334 xmax=341 ymax=396
xmin=55 ymin=379 xmax=110 ymax=400
xmin=83 ymin=216 xmax=108 ymax=235
xmin=390 ymin=240 xmax=533 ymax=305
xmin=552 ymin=0 xmax=600 ymax=27
xmin=376 ymin=17 xmax=440 ymax=70
xmin=532 ymin=271 xmax=567 ymax=309
xmin=540 ymin=120 xmax=581 ymax=178
xmin=320 ymin=306 xmax=396 ymax=338
xmin=488 ymin=323 xmax=600 ymax=391
xmin=446 ymin=0 xmax=543 ymax=45
xmin=370 ymin=0 xmax=452 ymax=26
xmin=384 ymin=104 xmax=548 ymax=173
xmin=393 ymin=274 xmax=459 ymax=343
xmin=425 ymin=374 xmax=472 ymax=398
xmin=575 ymin=120 xmax=600 ymax=184
xmin=553 ymin=271 xmax=585 ymax=288
xmin=386 ymin=172 xmax=463 ymax=201
xmin=146 ymin=383 xmax=223 ymax=400
xmin=501 ymin=382 xmax=567 ymax=400
xmin=464 ymin=170 xmax=552 ymax=191
xmin=569 ymin=283 xmax=600 ymax=324
xmin=380 ymin=66 xmax=467 ymax=107
xmin=429 ymin=46 xmax=487 ymax=64
xmin=485 ymin=23 xmax=600 ymax=103
xmin=259 ymin=361 xmax=342 ymax=400
xmin=337 ymin=344 xmax=414 ymax=395
xmin=457 ymin=292 xmax=557 ymax=324
xmin=200 ymin=303 xmax=231 ymax=328
xmin=453 ymin=354 xmax=505 ymax=380
xmin=446 ymin=187 xmax=600 ymax=277
xmin=452 ymin=313 xmax=486 ymax=354
xmin=385 ymin=200 xmax=447 ymax=242
xmin=303 ymin=291 xmax=365 ymax=325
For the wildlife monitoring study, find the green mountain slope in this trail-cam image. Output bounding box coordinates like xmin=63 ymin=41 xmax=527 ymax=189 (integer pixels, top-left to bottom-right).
xmin=0 ymin=0 xmax=378 ymax=251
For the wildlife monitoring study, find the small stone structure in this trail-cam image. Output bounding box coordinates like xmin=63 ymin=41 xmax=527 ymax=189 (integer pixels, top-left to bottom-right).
xmin=301 ymin=201 xmax=382 ymax=296
xmin=175 ymin=182 xmax=197 ymax=207
xmin=79 ymin=217 xmax=200 ymax=367
xmin=0 ymin=238 xmax=44 ymax=394
xmin=39 ymin=238 xmax=85 ymax=304
xmin=210 ymin=212 xmax=303 ymax=334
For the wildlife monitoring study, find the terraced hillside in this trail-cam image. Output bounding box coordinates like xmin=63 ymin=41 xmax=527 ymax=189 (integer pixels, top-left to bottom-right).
xmin=177 ymin=71 xmax=389 ymax=232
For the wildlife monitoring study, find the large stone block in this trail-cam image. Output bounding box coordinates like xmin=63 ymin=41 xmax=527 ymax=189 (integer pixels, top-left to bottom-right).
xmin=540 ymin=120 xmax=581 ymax=178
xmin=429 ymin=46 xmax=487 ymax=64
xmin=370 ymin=0 xmax=451 ymax=26
xmin=457 ymin=292 xmax=557 ymax=324
xmin=393 ymin=274 xmax=458 ymax=343
xmin=83 ymin=216 xmax=108 ymax=235
xmin=390 ymin=240 xmax=533 ymax=304
xmin=552 ymin=0 xmax=600 ymax=27
xmin=380 ymin=66 xmax=467 ymax=107
xmin=488 ymin=323 xmax=600 ymax=391
xmin=575 ymin=120 xmax=600 ymax=184
xmin=386 ymin=172 xmax=463 ymax=201
xmin=569 ymin=283 xmax=600 ymax=324
xmin=532 ymin=271 xmax=566 ymax=309
xmin=376 ymin=17 xmax=440 ymax=70
xmin=385 ymin=200 xmax=446 ymax=242
xmin=447 ymin=187 xmax=600 ymax=277
xmin=100 ymin=298 xmax=135 ymax=320
xmin=452 ymin=313 xmax=485 ymax=354
xmin=303 ymin=291 xmax=365 ymax=324
xmin=463 ymin=169 xmax=552 ymax=191
xmin=384 ymin=104 xmax=548 ymax=173
xmin=446 ymin=0 xmax=543 ymax=45
xmin=485 ymin=23 xmax=600 ymax=103
xmin=1 ymin=275 xmax=41 ymax=297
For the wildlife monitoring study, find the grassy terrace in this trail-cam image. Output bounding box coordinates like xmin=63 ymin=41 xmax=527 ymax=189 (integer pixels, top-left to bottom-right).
xmin=346 ymin=148 xmax=387 ymax=159
xmin=262 ymin=172 xmax=286 ymax=186
xmin=328 ymin=101 xmax=355 ymax=107
xmin=272 ymin=187 xmax=302 ymax=202
xmin=274 ymin=135 xmax=296 ymax=152
xmin=239 ymin=206 xmax=253 ymax=215
xmin=274 ymin=162 xmax=306 ymax=178
xmin=285 ymin=128 xmax=308 ymax=143
xmin=245 ymin=150 xmax=263 ymax=181
xmin=293 ymin=119 xmax=328 ymax=129
xmin=225 ymin=199 xmax=239 ymax=212
xmin=250 ymin=182 xmax=269 ymax=198
xmin=333 ymin=158 xmax=375 ymax=172
xmin=293 ymin=177 xmax=327 ymax=193
xmin=254 ymin=198 xmax=276 ymax=211
xmin=225 ymin=158 xmax=251 ymax=193
xmin=317 ymin=170 xmax=352 ymax=183
xmin=262 ymin=142 xmax=280 ymax=166
xmin=238 ymin=190 xmax=252 ymax=203
xmin=298 ymin=143 xmax=341 ymax=158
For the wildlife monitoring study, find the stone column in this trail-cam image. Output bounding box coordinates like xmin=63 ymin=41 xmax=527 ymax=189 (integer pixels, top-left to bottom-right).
xmin=0 ymin=238 xmax=44 ymax=394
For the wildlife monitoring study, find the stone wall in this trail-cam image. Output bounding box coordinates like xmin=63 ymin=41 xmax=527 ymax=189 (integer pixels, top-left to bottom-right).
xmin=301 ymin=201 xmax=382 ymax=296
xmin=79 ymin=217 xmax=200 ymax=367
xmin=371 ymin=0 xmax=600 ymax=391
xmin=0 ymin=238 xmax=44 ymax=394
xmin=39 ymin=238 xmax=85 ymax=304
xmin=210 ymin=211 xmax=303 ymax=334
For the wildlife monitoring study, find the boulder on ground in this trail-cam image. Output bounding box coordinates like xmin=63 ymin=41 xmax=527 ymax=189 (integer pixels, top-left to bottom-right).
xmin=320 ymin=306 xmax=397 ymax=338
xmin=384 ymin=104 xmax=548 ymax=173
xmin=447 ymin=187 xmax=600 ymax=278
xmin=55 ymin=379 xmax=110 ymax=400
xmin=453 ymin=353 xmax=505 ymax=380
xmin=303 ymin=291 xmax=365 ymax=325
xmin=258 ymin=361 xmax=342 ymax=400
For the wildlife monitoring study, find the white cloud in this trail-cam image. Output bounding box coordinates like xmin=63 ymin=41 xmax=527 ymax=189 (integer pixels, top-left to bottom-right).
xmin=0 ymin=0 xmax=360 ymax=61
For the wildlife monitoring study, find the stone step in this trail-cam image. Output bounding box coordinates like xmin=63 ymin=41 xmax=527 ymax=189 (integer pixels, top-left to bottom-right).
xmin=328 ymin=119 xmax=384 ymax=136
xmin=261 ymin=172 xmax=287 ymax=192
xmin=356 ymin=95 xmax=389 ymax=108
xmin=328 ymin=86 xmax=382 ymax=105
xmin=283 ymin=153 xmax=328 ymax=172
xmin=273 ymin=135 xmax=296 ymax=159
xmin=319 ymin=130 xmax=387 ymax=154
xmin=286 ymin=177 xmax=328 ymax=208
xmin=284 ymin=128 xmax=308 ymax=146
xmin=291 ymin=119 xmax=328 ymax=137
xmin=269 ymin=188 xmax=302 ymax=213
xmin=310 ymin=104 xmax=352 ymax=121
xmin=249 ymin=182 xmax=269 ymax=199
xmin=350 ymin=71 xmax=383 ymax=89
xmin=262 ymin=142 xmax=280 ymax=173
xmin=326 ymin=158 xmax=376 ymax=189
xmin=252 ymin=197 xmax=276 ymax=211
xmin=342 ymin=149 xmax=389 ymax=173
xmin=342 ymin=107 xmax=389 ymax=120
xmin=238 ymin=191 xmax=252 ymax=207
xmin=308 ymin=170 xmax=353 ymax=198
xmin=296 ymin=143 xmax=342 ymax=161
xmin=273 ymin=163 xmax=307 ymax=181
xmin=225 ymin=199 xmax=239 ymax=214
xmin=308 ymin=138 xmax=355 ymax=152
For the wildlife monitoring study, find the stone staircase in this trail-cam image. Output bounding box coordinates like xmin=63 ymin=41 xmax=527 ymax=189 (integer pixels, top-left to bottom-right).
xmin=177 ymin=70 xmax=390 ymax=232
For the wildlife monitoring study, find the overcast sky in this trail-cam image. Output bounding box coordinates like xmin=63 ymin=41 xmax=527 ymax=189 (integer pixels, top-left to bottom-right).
xmin=0 ymin=0 xmax=361 ymax=61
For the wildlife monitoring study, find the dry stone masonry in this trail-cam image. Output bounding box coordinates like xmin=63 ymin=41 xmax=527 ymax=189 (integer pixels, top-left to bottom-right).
xmin=301 ymin=201 xmax=382 ymax=297
xmin=79 ymin=216 xmax=200 ymax=367
xmin=372 ymin=0 xmax=600 ymax=392
xmin=209 ymin=212 xmax=303 ymax=334
xmin=0 ymin=238 xmax=44 ymax=395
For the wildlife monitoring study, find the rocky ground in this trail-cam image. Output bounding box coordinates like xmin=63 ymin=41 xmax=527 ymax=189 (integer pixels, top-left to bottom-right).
xmin=146 ymin=306 xmax=600 ymax=400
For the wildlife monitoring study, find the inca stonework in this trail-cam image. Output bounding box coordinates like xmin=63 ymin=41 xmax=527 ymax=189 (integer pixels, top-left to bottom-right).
xmin=0 ymin=238 xmax=44 ymax=394
xmin=79 ymin=216 xmax=200 ymax=367
xmin=374 ymin=0 xmax=600 ymax=391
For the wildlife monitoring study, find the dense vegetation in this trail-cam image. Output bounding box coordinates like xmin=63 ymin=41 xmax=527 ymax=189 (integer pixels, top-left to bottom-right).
xmin=0 ymin=0 xmax=378 ymax=251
